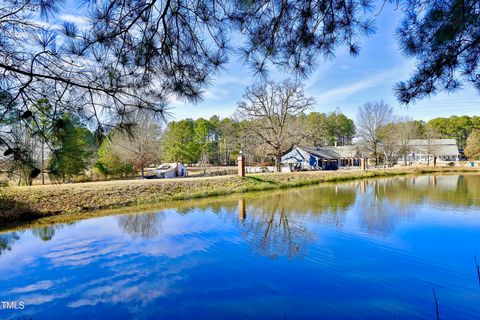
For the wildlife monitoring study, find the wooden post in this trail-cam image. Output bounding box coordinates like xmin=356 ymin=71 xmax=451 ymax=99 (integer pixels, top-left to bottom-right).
xmin=361 ymin=180 xmax=367 ymax=194
xmin=238 ymin=151 xmax=245 ymax=177
xmin=238 ymin=199 xmax=246 ymax=221
xmin=361 ymin=158 xmax=366 ymax=170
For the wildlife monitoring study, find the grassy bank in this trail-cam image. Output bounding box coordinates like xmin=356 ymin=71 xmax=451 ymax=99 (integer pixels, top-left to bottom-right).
xmin=1 ymin=167 xmax=478 ymax=226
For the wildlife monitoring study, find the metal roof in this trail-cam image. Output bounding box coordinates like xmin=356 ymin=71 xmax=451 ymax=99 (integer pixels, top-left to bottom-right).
xmin=292 ymin=139 xmax=459 ymax=159
xmin=407 ymin=139 xmax=459 ymax=156
xmin=408 ymin=139 xmax=457 ymax=146
xmin=299 ymin=145 xmax=361 ymax=159
xmin=334 ymin=145 xmax=361 ymax=158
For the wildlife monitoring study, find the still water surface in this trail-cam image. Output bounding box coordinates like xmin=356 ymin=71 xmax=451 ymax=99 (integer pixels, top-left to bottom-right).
xmin=1 ymin=175 xmax=480 ymax=319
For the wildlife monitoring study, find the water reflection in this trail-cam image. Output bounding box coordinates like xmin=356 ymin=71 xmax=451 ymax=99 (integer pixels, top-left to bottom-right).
xmin=232 ymin=186 xmax=356 ymax=258
xmin=2 ymin=174 xmax=480 ymax=258
xmin=1 ymin=174 xmax=480 ymax=319
xmin=117 ymin=212 xmax=164 ymax=239
xmin=357 ymin=179 xmax=416 ymax=236
xmin=0 ymin=232 xmax=20 ymax=256
xmin=238 ymin=199 xmax=315 ymax=259
xmin=31 ymin=225 xmax=59 ymax=241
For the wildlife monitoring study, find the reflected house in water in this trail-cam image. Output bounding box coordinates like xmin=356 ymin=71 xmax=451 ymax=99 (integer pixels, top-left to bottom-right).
xmin=281 ymin=145 xmax=362 ymax=171
xmin=410 ymin=175 xmax=460 ymax=190
xmin=355 ymin=174 xmax=480 ymax=236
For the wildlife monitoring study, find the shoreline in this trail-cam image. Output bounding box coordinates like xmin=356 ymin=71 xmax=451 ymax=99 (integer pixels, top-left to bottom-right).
xmin=1 ymin=167 xmax=478 ymax=229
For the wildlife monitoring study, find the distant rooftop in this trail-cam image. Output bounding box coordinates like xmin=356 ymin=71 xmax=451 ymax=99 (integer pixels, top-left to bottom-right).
xmin=408 ymin=139 xmax=459 ymax=156
xmin=299 ymin=145 xmax=361 ymax=159
xmin=408 ymin=139 xmax=457 ymax=146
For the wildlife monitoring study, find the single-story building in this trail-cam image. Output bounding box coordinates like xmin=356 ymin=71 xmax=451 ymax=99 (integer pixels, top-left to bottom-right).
xmin=155 ymin=163 xmax=187 ymax=178
xmin=406 ymin=139 xmax=460 ymax=163
xmin=281 ymin=145 xmax=362 ymax=171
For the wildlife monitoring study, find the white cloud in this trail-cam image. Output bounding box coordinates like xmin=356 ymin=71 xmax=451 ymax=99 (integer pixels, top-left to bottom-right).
xmin=32 ymin=20 xmax=62 ymax=30
xmin=11 ymin=280 xmax=55 ymax=293
xmin=203 ymin=87 xmax=230 ymax=101
xmin=311 ymin=65 xmax=409 ymax=105
xmin=59 ymin=14 xmax=88 ymax=25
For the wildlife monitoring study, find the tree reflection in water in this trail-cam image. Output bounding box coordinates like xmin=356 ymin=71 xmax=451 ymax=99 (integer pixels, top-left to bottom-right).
xmin=358 ymin=179 xmax=416 ymax=236
xmin=32 ymin=225 xmax=58 ymax=241
xmin=117 ymin=212 xmax=164 ymax=239
xmin=236 ymin=185 xmax=357 ymax=259
xmin=239 ymin=198 xmax=315 ymax=259
xmin=1 ymin=174 xmax=478 ymax=258
xmin=0 ymin=232 xmax=20 ymax=256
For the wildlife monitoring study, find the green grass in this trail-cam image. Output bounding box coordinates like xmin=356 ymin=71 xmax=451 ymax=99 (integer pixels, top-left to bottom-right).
xmin=0 ymin=166 xmax=478 ymax=229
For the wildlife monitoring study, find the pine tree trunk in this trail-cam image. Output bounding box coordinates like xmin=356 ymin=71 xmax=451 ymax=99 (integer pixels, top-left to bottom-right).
xmin=41 ymin=142 xmax=45 ymax=185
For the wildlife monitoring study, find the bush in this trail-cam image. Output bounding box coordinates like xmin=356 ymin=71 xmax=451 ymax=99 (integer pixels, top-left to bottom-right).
xmin=0 ymin=180 xmax=9 ymax=188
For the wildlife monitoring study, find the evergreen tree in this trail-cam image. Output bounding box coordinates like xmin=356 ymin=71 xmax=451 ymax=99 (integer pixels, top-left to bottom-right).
xmin=162 ymin=120 xmax=200 ymax=164
xmin=48 ymin=114 xmax=94 ymax=182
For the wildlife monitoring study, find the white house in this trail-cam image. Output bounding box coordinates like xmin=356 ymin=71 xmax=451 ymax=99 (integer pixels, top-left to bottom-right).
xmin=155 ymin=163 xmax=187 ymax=178
xmin=406 ymin=139 xmax=460 ymax=163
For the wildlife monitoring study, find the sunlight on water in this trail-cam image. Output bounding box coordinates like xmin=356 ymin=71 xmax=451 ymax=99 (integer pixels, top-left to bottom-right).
xmin=1 ymin=175 xmax=480 ymax=319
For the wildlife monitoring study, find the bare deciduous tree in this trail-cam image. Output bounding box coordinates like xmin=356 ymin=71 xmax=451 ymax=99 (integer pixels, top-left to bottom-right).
xmin=465 ymin=130 xmax=480 ymax=161
xmin=356 ymin=101 xmax=394 ymax=167
xmin=424 ymin=126 xmax=441 ymax=166
xmin=2 ymin=0 xmax=480 ymax=170
xmin=381 ymin=122 xmax=402 ymax=167
xmin=0 ymin=0 xmax=378 ymax=169
xmin=396 ymin=118 xmax=423 ymax=165
xmin=380 ymin=117 xmax=424 ymax=167
xmin=109 ymin=117 xmax=162 ymax=178
xmin=236 ymin=80 xmax=315 ymax=172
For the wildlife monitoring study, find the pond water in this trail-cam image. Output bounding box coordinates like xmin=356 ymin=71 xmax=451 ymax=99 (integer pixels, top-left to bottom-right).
xmin=1 ymin=174 xmax=480 ymax=319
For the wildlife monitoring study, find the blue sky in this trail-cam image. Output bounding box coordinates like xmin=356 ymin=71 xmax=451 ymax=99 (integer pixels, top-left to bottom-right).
xmin=57 ymin=2 xmax=479 ymax=122
xmin=169 ymin=5 xmax=479 ymax=122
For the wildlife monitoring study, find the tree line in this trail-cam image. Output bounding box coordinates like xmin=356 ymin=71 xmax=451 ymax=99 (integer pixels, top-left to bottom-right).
xmin=2 ymin=79 xmax=480 ymax=186
xmin=2 ymin=0 xmax=480 ymax=174
xmin=0 ymin=84 xmax=357 ymax=184
xmin=356 ymin=102 xmax=480 ymax=166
